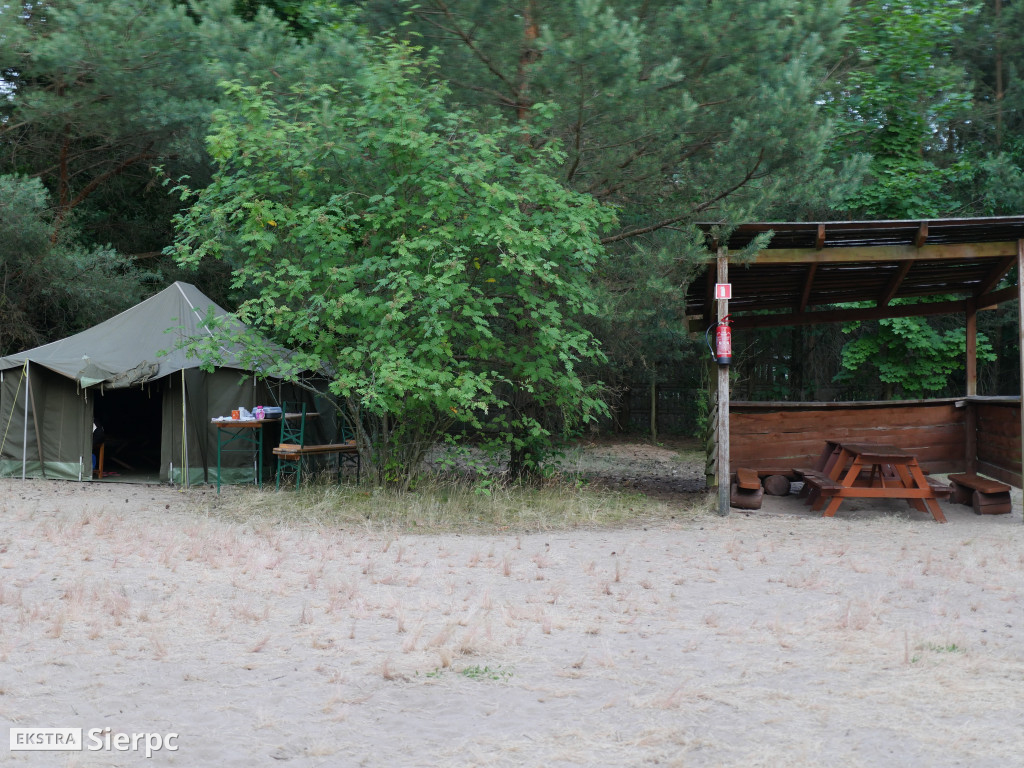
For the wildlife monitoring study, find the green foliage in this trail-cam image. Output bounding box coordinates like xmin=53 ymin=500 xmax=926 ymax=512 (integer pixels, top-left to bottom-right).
xmin=384 ymin=0 xmax=865 ymax=231
xmin=826 ymin=0 xmax=978 ymax=218
xmin=0 ymin=0 xmax=360 ymax=256
xmin=976 ymin=143 xmax=1024 ymax=215
xmin=835 ymin=307 xmax=996 ymax=399
xmin=169 ymin=38 xmax=616 ymax=486
xmin=382 ymin=1 xmax=867 ymax=406
xmin=460 ymin=664 xmax=513 ymax=681
xmin=0 ymin=175 xmax=151 ymax=354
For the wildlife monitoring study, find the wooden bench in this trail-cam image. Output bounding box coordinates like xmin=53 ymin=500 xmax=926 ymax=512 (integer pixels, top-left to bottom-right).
xmin=273 ymin=441 xmax=360 ymax=485
xmin=730 ymin=467 xmax=764 ymax=510
xmin=793 ymin=468 xmax=843 ymax=493
xmin=793 ymin=468 xmax=844 ymax=510
xmin=924 ymin=476 xmax=953 ymax=501
xmin=947 ymin=473 xmax=1012 ymax=515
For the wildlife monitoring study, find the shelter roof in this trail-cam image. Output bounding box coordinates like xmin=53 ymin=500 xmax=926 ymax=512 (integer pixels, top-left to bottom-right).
xmin=686 ymin=216 xmax=1024 ymax=330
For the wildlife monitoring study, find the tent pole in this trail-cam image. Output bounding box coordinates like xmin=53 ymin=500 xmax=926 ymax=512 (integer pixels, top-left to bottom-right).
xmin=27 ymin=373 xmax=45 ymax=477
xmin=21 ymin=363 xmax=29 ymax=480
xmin=182 ymin=369 xmax=189 ymax=489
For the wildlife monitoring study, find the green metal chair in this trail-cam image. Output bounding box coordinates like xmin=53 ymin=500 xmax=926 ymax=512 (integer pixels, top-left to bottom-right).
xmin=337 ymin=416 xmax=360 ymax=483
xmin=275 ymin=402 xmax=306 ymax=489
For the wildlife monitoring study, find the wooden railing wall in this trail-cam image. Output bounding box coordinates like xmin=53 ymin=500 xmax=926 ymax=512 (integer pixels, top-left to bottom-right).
xmin=726 ymin=397 xmax=1023 ymax=488
xmin=972 ymin=398 xmax=1023 ymax=487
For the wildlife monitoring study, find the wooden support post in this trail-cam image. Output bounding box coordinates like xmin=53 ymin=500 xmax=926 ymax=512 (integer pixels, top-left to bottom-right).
xmin=965 ymin=400 xmax=978 ymax=475
xmin=717 ymin=248 xmax=730 ymax=516
xmin=1018 ymin=239 xmax=1024 ymax=521
xmin=965 ymin=297 xmax=979 ymax=475
xmin=704 ymin=358 xmax=717 ymax=489
xmin=966 ymin=299 xmax=978 ymax=397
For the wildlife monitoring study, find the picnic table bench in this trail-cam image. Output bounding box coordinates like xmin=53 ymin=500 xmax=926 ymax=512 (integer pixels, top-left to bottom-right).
xmin=273 ymin=440 xmax=360 ymax=486
xmin=794 ymin=468 xmax=843 ymax=495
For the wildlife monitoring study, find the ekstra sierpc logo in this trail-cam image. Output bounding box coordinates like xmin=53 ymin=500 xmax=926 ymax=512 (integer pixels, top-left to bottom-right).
xmin=10 ymin=727 xmax=178 ymax=757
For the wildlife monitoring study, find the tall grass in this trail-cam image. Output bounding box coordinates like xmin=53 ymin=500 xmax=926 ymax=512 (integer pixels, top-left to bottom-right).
xmin=201 ymin=476 xmax=711 ymax=534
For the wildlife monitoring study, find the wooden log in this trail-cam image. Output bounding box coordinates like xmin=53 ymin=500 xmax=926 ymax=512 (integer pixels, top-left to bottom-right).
xmin=972 ymin=490 xmax=1012 ymax=515
xmin=730 ymin=482 xmax=763 ymax=510
xmin=763 ymin=474 xmax=791 ymax=496
xmin=950 ymin=482 xmax=973 ymax=505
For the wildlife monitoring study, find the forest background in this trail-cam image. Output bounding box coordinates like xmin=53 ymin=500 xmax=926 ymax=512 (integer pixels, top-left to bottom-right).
xmin=3 ymin=0 xmax=1024 ymax=481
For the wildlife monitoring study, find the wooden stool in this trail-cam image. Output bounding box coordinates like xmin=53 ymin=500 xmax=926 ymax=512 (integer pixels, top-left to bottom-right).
xmin=947 ymin=473 xmax=1012 ymax=515
xmin=730 ymin=468 xmax=764 ymax=510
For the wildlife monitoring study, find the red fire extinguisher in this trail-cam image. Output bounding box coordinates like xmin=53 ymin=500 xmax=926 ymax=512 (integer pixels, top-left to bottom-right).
xmin=706 ymin=315 xmax=732 ymax=365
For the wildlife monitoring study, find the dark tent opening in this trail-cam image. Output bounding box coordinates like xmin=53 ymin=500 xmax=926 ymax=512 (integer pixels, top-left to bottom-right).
xmin=93 ymin=385 xmax=164 ymax=480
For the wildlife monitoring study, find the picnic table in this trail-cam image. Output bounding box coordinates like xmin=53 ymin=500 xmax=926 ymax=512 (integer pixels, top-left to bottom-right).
xmin=796 ymin=440 xmax=948 ymax=523
xmin=212 ymin=412 xmax=317 ymax=492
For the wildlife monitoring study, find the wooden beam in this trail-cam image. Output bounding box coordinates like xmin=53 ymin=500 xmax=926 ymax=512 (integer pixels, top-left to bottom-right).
xmin=746 ymin=241 xmax=1020 ymax=265
xmin=879 ymin=261 xmax=913 ymax=306
xmin=730 ymin=297 xmax=969 ymax=330
xmin=915 ymin=221 xmax=929 ymax=248
xmin=797 ymin=263 xmax=817 ymax=313
xmin=815 ymin=224 xmax=826 ymax=250
xmin=977 ymin=284 xmax=1019 ymax=310
xmin=974 ymin=255 xmax=1016 ymax=297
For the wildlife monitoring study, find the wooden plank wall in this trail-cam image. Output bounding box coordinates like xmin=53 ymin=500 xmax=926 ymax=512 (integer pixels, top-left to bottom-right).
xmin=730 ymin=400 xmax=967 ymax=476
xmin=974 ymin=400 xmax=1023 ymax=487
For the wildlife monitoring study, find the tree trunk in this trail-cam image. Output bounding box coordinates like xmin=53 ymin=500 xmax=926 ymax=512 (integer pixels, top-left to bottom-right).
xmin=649 ymin=370 xmax=657 ymax=442
xmin=515 ymin=1 xmax=540 ymax=122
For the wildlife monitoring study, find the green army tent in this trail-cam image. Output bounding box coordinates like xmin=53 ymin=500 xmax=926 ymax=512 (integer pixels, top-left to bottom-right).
xmin=0 ymin=281 xmax=316 ymax=485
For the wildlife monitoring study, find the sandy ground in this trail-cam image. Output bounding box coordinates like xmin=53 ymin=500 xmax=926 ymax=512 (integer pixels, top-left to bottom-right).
xmin=2 ymin=462 xmax=1024 ymax=767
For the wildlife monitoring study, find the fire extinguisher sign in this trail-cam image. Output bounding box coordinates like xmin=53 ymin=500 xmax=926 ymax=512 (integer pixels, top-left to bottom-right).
xmin=715 ymin=283 xmax=732 ymax=300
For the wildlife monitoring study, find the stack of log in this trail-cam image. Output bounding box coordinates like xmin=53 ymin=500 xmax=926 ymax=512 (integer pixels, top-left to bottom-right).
xmin=730 ymin=468 xmax=793 ymax=510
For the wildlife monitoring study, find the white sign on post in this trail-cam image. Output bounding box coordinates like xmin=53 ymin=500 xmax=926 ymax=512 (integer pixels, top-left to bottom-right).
xmin=715 ymin=283 xmax=732 ymax=300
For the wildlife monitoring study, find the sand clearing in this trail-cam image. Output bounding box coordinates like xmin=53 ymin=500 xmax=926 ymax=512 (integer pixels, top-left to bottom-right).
xmin=2 ymin=476 xmax=1024 ymax=767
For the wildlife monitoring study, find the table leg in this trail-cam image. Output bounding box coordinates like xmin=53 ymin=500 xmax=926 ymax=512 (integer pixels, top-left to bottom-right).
xmin=822 ymin=455 xmax=863 ymax=518
xmin=216 ymin=427 xmax=223 ymax=493
xmin=821 ymin=495 xmax=843 ymax=517
xmin=908 ymin=463 xmax=947 ymax=523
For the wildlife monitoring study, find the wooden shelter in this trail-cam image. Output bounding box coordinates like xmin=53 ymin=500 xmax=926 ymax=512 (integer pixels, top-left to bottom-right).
xmin=685 ymin=217 xmax=1024 ymax=513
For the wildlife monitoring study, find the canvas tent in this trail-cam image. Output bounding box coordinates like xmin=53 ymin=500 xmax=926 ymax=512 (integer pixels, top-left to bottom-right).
xmin=0 ymin=281 xmax=316 ymax=485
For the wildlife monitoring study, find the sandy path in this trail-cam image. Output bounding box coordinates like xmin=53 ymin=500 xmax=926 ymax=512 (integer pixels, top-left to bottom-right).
xmin=1 ymin=479 xmax=1023 ymax=767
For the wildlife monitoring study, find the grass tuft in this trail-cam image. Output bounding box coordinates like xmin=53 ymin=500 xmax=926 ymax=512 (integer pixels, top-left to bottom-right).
xmin=201 ymin=476 xmax=707 ymax=535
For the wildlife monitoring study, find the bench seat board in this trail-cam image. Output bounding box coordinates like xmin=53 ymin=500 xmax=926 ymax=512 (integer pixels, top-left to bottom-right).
xmin=735 ymin=467 xmax=762 ymax=491
xmin=274 ymin=442 xmax=358 ymax=458
xmin=947 ymin=473 xmax=1011 ymax=495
